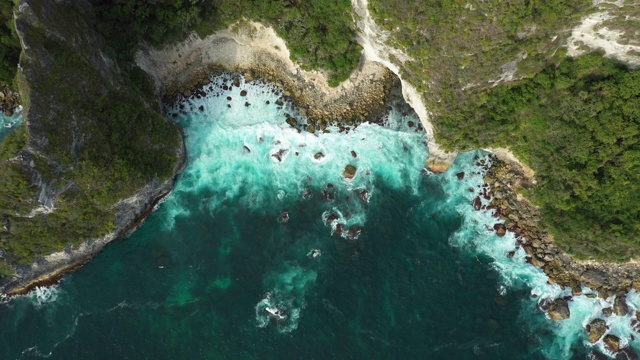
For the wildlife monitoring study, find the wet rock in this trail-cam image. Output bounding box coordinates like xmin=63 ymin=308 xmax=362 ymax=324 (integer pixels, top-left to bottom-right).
xmin=240 ymin=90 xmax=247 ymax=97
xmin=614 ymin=295 xmax=630 ymax=316
xmin=334 ymin=223 xmax=344 ymax=236
xmin=618 ymin=348 xmax=639 ymax=360
xmin=346 ymin=226 xmax=362 ymax=240
xmin=326 ymin=214 xmax=339 ymax=222
xmin=227 ymin=96 xmax=232 ymax=101
xmin=243 ymin=145 xmax=251 ymax=153
xmin=473 ymin=197 xmax=482 ymax=211
xmin=588 ymin=351 xmax=608 ymax=360
xmin=314 ymin=152 xmax=325 ymax=160
xmin=233 ymin=78 xmax=240 ymax=87
xmin=351 ymin=150 xmax=357 ymax=158
xmin=286 ymin=115 xmax=297 ymax=127
xmin=278 ymin=211 xmax=289 ymax=223
xmin=493 ymin=223 xmax=507 ymax=237
xmin=275 ymin=99 xmax=284 ymax=106
xmin=456 ymin=172 xmax=465 ymax=180
xmin=244 ymin=101 xmax=251 ymax=107
xmin=271 ymin=149 xmax=288 ymax=162
xmin=541 ymin=298 xmax=570 ymax=321
xmin=602 ymin=307 xmax=613 ymax=317
xmin=356 ymin=190 xmax=368 ymax=202
xmin=407 ymin=121 xmax=415 ymax=127
xmin=631 ymin=318 xmax=640 ymax=333
xmin=603 ymin=334 xmax=621 ymax=353
xmin=586 ymin=318 xmax=607 ymax=343
xmin=344 ymin=165 xmax=357 ymax=179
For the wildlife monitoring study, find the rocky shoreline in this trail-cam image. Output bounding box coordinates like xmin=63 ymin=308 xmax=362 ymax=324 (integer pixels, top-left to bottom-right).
xmin=484 ymin=155 xmax=640 ymax=355
xmin=137 ymin=21 xmax=401 ymax=133
xmin=485 ymin=157 xmax=640 ymax=298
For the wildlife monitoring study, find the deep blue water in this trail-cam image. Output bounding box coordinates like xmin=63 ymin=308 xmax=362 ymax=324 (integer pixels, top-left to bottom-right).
xmin=0 ymin=76 xmax=638 ymax=359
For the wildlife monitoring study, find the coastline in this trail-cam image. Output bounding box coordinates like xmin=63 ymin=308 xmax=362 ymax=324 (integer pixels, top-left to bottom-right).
xmin=485 ymin=154 xmax=640 ymax=299
xmin=0 ymin=121 xmax=187 ymax=298
xmin=4 ymin=16 xmax=635 ymax=307
xmin=136 ymin=21 xmax=396 ymax=128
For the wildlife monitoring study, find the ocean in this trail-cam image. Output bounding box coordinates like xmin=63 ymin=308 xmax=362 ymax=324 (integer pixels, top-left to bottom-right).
xmin=1 ymin=75 xmax=638 ymax=359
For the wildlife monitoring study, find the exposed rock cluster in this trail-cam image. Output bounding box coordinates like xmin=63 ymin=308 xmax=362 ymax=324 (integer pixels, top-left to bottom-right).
xmin=485 ymin=158 xmax=640 ymax=298
xmin=0 ymin=84 xmax=20 ymax=116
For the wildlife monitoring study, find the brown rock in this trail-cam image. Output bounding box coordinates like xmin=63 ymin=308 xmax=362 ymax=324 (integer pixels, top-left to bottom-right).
xmin=602 ymin=307 xmax=613 ymax=317
xmin=314 ymin=152 xmax=324 ymax=160
xmin=603 ymin=334 xmax=621 ymax=353
xmin=344 ymin=165 xmax=357 ymax=179
xmin=473 ymin=197 xmax=482 ymax=211
xmin=585 ymin=318 xmax=607 ymax=343
xmin=614 ymin=295 xmax=630 ymax=316
xmin=240 ymin=90 xmax=248 ymax=97
xmin=493 ymin=223 xmax=507 ymax=237
xmin=547 ymin=298 xmax=570 ymax=321
xmin=456 ymin=172 xmax=465 ymax=180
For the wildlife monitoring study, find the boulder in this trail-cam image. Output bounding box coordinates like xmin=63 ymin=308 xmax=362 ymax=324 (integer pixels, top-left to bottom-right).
xmin=493 ymin=223 xmax=507 ymax=237
xmin=614 ymin=295 xmax=630 ymax=316
xmin=473 ymin=197 xmax=482 ymax=210
xmin=602 ymin=307 xmax=613 ymax=317
xmin=585 ymin=318 xmax=607 ymax=343
xmin=544 ymin=298 xmax=570 ymax=321
xmin=456 ymin=172 xmax=465 ymax=180
xmin=603 ymin=334 xmax=621 ymax=353
xmin=344 ymin=165 xmax=357 ymax=179
xmin=314 ymin=152 xmax=324 ymax=160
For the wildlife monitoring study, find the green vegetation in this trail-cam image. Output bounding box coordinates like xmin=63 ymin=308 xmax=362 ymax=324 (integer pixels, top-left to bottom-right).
xmin=369 ymin=0 xmax=592 ymax=106
xmin=0 ymin=1 xmax=181 ymax=267
xmin=437 ymin=53 xmax=640 ymax=261
xmin=91 ymin=0 xmax=361 ymax=86
xmin=0 ymin=0 xmax=20 ymax=87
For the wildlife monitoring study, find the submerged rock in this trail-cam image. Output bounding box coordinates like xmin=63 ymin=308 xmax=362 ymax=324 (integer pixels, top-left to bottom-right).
xmin=586 ymin=318 xmax=607 ymax=343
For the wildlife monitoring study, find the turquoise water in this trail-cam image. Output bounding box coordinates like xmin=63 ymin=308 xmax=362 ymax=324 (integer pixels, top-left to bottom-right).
xmin=1 ymin=75 xmax=638 ymax=359
xmin=0 ymin=107 xmax=23 ymax=143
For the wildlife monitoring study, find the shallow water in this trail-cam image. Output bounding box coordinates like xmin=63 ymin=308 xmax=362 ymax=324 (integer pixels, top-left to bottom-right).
xmin=0 ymin=76 xmax=637 ymax=359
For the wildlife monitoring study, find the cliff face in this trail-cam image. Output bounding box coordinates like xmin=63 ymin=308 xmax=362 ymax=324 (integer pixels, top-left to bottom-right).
xmin=0 ymin=0 xmax=185 ymax=294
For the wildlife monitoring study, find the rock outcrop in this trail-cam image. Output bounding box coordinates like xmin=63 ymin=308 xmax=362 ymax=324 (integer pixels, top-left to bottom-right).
xmin=586 ymin=318 xmax=607 ymax=344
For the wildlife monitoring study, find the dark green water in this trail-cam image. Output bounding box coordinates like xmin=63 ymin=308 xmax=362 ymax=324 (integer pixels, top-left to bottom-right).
xmin=1 ymin=76 xmax=632 ymax=359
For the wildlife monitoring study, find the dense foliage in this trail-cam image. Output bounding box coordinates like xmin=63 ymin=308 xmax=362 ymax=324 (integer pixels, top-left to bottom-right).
xmin=91 ymin=0 xmax=361 ymax=86
xmin=437 ymin=53 xmax=640 ymax=261
xmin=0 ymin=0 xmax=20 ymax=86
xmin=0 ymin=2 xmax=181 ymax=266
xmin=369 ymin=0 xmax=592 ymax=107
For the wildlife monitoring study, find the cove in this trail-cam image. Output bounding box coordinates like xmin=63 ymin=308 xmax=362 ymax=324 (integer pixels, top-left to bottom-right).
xmin=0 ymin=74 xmax=638 ymax=359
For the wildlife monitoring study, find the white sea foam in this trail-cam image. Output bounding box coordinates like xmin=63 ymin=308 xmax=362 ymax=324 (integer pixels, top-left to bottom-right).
xmin=165 ymin=73 xmax=640 ymax=356
xmin=443 ymin=152 xmax=640 ymax=358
